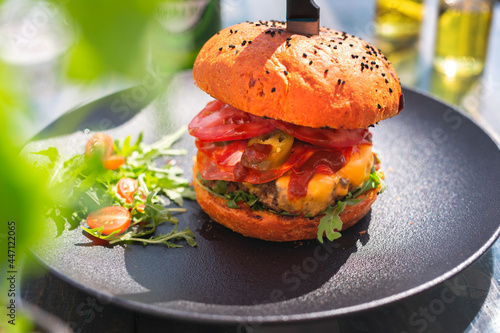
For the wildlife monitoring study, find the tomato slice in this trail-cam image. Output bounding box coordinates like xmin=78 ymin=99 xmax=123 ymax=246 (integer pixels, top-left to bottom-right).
xmin=86 ymin=206 xmax=131 ymax=235
xmin=85 ymin=133 xmax=114 ymax=158
xmin=189 ymin=100 xmax=275 ymax=142
xmin=271 ymin=120 xmax=372 ymax=148
xmin=117 ymin=178 xmax=138 ymax=203
xmin=102 ymin=154 xmax=126 ymax=170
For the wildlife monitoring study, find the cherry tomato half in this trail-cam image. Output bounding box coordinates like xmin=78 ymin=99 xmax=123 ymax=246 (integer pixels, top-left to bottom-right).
xmin=86 ymin=206 xmax=131 ymax=235
xmin=85 ymin=133 xmax=114 ymax=159
xmin=188 ymin=100 xmax=275 ymax=142
xmin=102 ymin=155 xmax=126 ymax=170
xmin=271 ymin=120 xmax=372 ymax=148
xmin=117 ymin=178 xmax=138 ymax=204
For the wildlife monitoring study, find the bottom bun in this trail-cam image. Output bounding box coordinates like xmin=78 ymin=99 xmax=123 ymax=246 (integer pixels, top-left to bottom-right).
xmin=193 ymin=166 xmax=381 ymax=242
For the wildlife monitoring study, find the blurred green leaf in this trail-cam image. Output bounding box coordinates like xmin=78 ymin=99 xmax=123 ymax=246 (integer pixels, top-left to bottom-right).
xmin=60 ymin=0 xmax=164 ymax=79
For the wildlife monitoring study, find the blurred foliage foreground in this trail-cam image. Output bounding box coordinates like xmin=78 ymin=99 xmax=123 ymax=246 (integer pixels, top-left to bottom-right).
xmin=0 ymin=0 xmax=211 ymax=331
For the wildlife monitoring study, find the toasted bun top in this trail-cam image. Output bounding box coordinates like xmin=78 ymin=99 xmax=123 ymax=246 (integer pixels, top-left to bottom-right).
xmin=193 ymin=21 xmax=403 ymax=129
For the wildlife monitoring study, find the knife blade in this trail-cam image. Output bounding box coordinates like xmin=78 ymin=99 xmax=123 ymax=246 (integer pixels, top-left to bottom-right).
xmin=286 ymin=0 xmax=320 ymax=35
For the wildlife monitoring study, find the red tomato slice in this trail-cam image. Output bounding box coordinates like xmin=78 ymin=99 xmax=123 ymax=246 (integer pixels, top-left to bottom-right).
xmin=85 ymin=133 xmax=114 ymax=158
xmin=189 ymin=100 xmax=275 ymax=142
xmin=271 ymin=120 xmax=372 ymax=148
xmin=86 ymin=206 xmax=131 ymax=235
xmin=117 ymin=178 xmax=138 ymax=204
xmin=102 ymin=155 xmax=126 ymax=170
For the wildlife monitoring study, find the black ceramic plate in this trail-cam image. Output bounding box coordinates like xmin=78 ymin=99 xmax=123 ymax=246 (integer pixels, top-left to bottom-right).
xmin=28 ymin=72 xmax=500 ymax=326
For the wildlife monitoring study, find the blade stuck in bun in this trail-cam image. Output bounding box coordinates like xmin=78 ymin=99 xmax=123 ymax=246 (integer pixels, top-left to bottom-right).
xmin=189 ymin=21 xmax=403 ymax=242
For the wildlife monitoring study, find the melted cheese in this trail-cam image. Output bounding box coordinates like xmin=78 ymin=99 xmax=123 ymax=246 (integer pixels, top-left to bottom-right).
xmin=274 ymin=144 xmax=374 ymax=216
xmin=337 ymin=144 xmax=374 ymax=189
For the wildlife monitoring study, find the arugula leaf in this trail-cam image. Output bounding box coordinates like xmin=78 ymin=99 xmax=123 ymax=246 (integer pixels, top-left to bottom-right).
xmin=317 ymin=202 xmax=345 ymax=242
xmin=32 ymin=147 xmax=59 ymax=169
xmin=316 ymin=169 xmax=385 ymax=243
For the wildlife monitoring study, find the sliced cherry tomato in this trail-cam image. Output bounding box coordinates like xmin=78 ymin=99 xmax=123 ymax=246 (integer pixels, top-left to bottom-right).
xmin=189 ymin=100 xmax=275 ymax=142
xmin=117 ymin=178 xmax=138 ymax=204
xmin=86 ymin=206 xmax=131 ymax=235
xmin=271 ymin=120 xmax=372 ymax=148
xmin=102 ymin=154 xmax=126 ymax=170
xmin=85 ymin=133 xmax=114 ymax=158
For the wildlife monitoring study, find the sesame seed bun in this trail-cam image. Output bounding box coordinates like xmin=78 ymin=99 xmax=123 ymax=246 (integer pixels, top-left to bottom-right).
xmin=193 ymin=164 xmax=381 ymax=242
xmin=193 ymin=21 xmax=403 ymax=129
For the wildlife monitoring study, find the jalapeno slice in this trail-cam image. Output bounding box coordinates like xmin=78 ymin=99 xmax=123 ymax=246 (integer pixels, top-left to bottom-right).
xmin=241 ymin=130 xmax=294 ymax=170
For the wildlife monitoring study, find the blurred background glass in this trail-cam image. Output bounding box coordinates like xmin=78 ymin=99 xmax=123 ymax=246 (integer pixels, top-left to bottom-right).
xmin=374 ymin=0 xmax=425 ymax=41
xmin=434 ymin=0 xmax=494 ymax=77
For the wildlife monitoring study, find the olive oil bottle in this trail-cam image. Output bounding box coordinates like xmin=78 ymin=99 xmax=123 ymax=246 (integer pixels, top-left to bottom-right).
xmin=374 ymin=0 xmax=424 ymax=40
xmin=434 ymin=0 xmax=493 ymax=77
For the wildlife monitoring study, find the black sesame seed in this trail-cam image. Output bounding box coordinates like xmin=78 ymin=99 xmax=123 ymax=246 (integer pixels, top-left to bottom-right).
xmin=338 ymin=79 xmax=341 ymax=85
xmin=370 ymin=66 xmax=373 ymax=70
xmin=362 ymin=56 xmax=366 ymax=59
xmin=235 ymin=30 xmax=238 ymax=33
xmin=324 ymin=69 xmax=329 ymax=75
xmin=382 ymin=73 xmax=386 ymax=76
xmin=230 ymin=29 xmax=233 ymax=33
xmin=389 ymin=88 xmax=393 ymax=93
xmin=339 ymin=42 xmax=342 ymax=44
xmin=248 ymin=41 xmax=252 ymax=44
xmin=349 ymin=44 xmax=353 ymax=47
xmin=309 ymin=60 xmax=313 ymax=65
xmin=266 ymin=70 xmax=270 ymax=74
xmin=271 ymin=31 xmax=275 ymax=37
xmin=376 ymin=65 xmax=379 ymax=68
xmin=284 ymin=70 xmax=288 ymax=75
xmin=333 ymin=45 xmax=337 ymax=49
xmin=255 ymin=24 xmax=261 ymax=26
xmin=377 ymin=104 xmax=381 ymax=109
xmin=342 ymin=80 xmax=345 ymax=84
xmin=235 ymin=50 xmax=239 ymax=54
xmin=219 ymin=47 xmax=223 ymax=51
xmin=242 ymin=40 xmax=247 ymax=46
xmin=303 ymin=53 xmax=307 ymax=58
xmin=228 ymin=44 xmax=235 ymax=49
xmin=385 ymin=78 xmax=389 ymax=83
xmin=351 ymin=54 xmax=355 ymax=59
xmin=271 ymin=87 xmax=276 ymax=93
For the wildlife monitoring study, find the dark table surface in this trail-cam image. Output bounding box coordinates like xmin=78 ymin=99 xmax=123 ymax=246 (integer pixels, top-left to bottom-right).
xmin=16 ymin=0 xmax=500 ymax=332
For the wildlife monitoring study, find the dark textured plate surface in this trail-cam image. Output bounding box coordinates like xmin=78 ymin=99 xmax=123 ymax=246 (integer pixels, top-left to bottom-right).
xmin=27 ymin=72 xmax=500 ymax=325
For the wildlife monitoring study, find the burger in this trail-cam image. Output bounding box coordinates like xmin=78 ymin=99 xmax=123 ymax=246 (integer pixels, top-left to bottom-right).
xmin=188 ymin=21 xmax=403 ymax=242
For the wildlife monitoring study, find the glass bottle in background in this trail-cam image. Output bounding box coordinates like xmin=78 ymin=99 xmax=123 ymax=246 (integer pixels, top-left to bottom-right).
xmin=374 ymin=0 xmax=425 ymax=41
xmin=149 ymin=0 xmax=221 ymax=73
xmin=433 ymin=0 xmax=493 ymax=77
